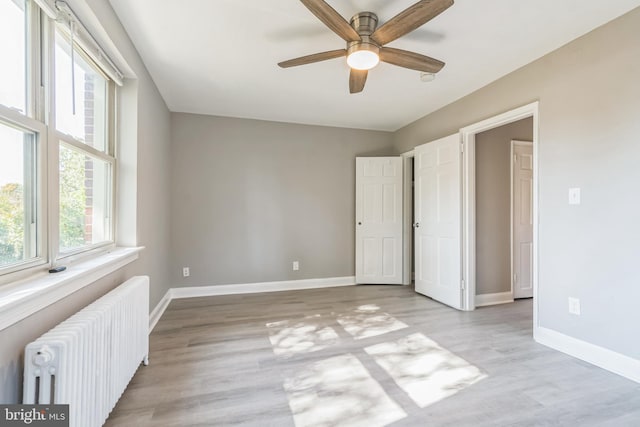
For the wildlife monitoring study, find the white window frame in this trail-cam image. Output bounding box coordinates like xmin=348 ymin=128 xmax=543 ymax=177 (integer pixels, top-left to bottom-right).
xmin=0 ymin=0 xmax=47 ymax=278
xmin=51 ymin=22 xmax=117 ymax=261
xmin=0 ymin=108 xmax=47 ymax=276
xmin=0 ymin=0 xmax=121 ymax=283
xmin=0 ymin=0 xmax=139 ymax=334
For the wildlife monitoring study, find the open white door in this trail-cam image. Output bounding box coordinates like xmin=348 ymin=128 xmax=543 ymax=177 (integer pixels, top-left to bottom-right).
xmin=355 ymin=157 xmax=403 ymax=284
xmin=512 ymin=141 xmax=534 ymax=299
xmin=414 ymin=134 xmax=463 ymax=309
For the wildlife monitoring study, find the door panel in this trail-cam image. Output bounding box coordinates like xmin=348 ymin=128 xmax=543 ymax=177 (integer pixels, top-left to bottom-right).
xmin=414 ymin=134 xmax=463 ymax=309
xmin=513 ymin=143 xmax=534 ymax=298
xmin=382 ymin=238 xmax=396 ymax=277
xmin=383 ymin=184 xmax=397 ymax=222
xmin=356 ymin=157 xmax=403 ymax=284
xmin=363 ymin=238 xmax=378 ymax=276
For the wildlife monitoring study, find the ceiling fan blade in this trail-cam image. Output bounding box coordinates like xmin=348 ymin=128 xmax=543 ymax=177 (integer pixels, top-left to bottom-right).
xmin=300 ymin=0 xmax=361 ymax=42
xmin=349 ymin=69 xmax=368 ymax=94
xmin=380 ymin=47 xmax=445 ymax=73
xmin=278 ymin=49 xmax=347 ymax=68
xmin=371 ymin=0 xmax=454 ymax=46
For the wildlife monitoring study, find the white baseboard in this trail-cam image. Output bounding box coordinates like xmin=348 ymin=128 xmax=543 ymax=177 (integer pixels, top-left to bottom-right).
xmin=535 ymin=326 xmax=640 ymax=384
xmin=148 ymin=276 xmax=357 ymax=332
xmin=170 ymin=276 xmax=356 ymax=299
xmin=475 ymin=291 xmax=514 ymax=307
xmin=149 ymin=289 xmax=172 ymax=332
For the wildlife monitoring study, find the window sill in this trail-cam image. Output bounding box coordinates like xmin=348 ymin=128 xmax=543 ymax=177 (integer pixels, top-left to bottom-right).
xmin=0 ymin=247 xmax=143 ymax=331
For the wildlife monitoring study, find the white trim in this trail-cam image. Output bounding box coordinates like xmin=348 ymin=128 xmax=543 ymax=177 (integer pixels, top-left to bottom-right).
xmin=535 ymin=326 xmax=640 ymax=384
xmin=149 ymin=289 xmax=172 ymax=332
xmin=34 ymin=0 xmax=58 ymax=18
xmin=171 ymin=276 xmax=357 ymax=299
xmin=147 ymin=276 xmax=358 ymax=332
xmin=460 ymin=101 xmax=539 ymax=319
xmin=475 ymin=292 xmax=514 ymax=307
xmin=510 ymin=141 xmax=514 ymax=297
xmin=0 ymin=247 xmax=143 ymax=331
xmin=461 ymin=131 xmax=475 ymax=311
xmin=402 ymin=154 xmax=414 ymax=285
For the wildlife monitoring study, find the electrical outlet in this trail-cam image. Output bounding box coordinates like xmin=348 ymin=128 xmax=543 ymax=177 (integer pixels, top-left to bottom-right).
xmin=568 ymin=297 xmax=581 ymax=315
xmin=183 ymin=267 xmax=190 ymax=277
xmin=292 ymin=261 xmax=299 ymax=271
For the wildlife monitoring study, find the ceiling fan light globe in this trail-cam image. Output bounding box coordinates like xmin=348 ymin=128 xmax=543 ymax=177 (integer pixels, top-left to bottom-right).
xmin=347 ymin=50 xmax=379 ymax=70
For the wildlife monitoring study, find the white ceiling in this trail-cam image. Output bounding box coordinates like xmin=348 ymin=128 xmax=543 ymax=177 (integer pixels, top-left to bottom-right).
xmin=109 ymin=0 xmax=640 ymax=131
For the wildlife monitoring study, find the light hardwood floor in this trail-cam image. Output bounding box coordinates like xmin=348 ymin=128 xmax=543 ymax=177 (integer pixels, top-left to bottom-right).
xmin=105 ymin=285 xmax=640 ymax=427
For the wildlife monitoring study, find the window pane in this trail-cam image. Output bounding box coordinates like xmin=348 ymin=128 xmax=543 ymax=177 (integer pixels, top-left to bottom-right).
xmin=0 ymin=121 xmax=37 ymax=268
xmin=55 ymin=31 xmax=108 ymax=152
xmin=0 ymin=0 xmax=27 ymax=113
xmin=59 ymin=145 xmax=111 ymax=253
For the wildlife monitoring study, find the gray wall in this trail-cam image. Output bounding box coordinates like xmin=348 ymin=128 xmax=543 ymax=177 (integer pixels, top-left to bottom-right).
xmin=170 ymin=114 xmax=394 ymax=287
xmin=0 ymin=0 xmax=172 ymax=403
xmin=476 ymin=118 xmax=533 ymax=295
xmin=394 ymin=8 xmax=640 ymax=359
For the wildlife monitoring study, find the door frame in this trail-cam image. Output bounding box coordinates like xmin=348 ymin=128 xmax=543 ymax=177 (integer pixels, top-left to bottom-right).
xmin=511 ymin=140 xmax=534 ymax=299
xmin=460 ymin=101 xmax=539 ymax=324
xmin=401 ymin=152 xmax=414 ymax=285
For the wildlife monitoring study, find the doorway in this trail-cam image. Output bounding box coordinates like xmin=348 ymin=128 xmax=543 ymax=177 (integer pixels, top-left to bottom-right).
xmin=400 ymin=102 xmax=539 ymax=323
xmin=474 ymin=120 xmax=534 ymax=307
xmin=461 ymin=102 xmax=539 ymax=334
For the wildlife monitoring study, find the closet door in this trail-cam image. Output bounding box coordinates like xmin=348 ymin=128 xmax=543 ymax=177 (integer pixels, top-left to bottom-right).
xmin=355 ymin=157 xmax=403 ymax=284
xmin=512 ymin=142 xmax=534 ymax=299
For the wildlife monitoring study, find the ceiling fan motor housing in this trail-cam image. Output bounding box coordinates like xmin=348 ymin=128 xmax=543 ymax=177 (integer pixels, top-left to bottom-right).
xmin=350 ymin=12 xmax=378 ymax=36
xmin=347 ymin=37 xmax=379 ymax=57
xmin=347 ymin=12 xmax=380 ymax=63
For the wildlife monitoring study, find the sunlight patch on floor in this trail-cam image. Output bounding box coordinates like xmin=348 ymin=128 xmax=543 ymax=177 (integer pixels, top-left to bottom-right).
xmin=365 ymin=333 xmax=487 ymax=408
xmin=266 ymin=314 xmax=339 ymax=357
xmin=283 ymin=353 xmax=406 ymax=427
xmin=336 ymin=304 xmax=408 ymax=340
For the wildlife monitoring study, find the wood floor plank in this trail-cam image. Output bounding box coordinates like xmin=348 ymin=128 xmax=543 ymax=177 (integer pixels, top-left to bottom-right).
xmin=105 ymin=285 xmax=640 ymax=426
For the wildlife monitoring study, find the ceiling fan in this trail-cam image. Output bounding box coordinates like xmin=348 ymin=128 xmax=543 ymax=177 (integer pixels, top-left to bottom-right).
xmin=278 ymin=0 xmax=454 ymax=94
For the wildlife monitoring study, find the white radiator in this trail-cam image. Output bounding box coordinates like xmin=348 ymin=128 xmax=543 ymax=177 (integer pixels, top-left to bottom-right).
xmin=23 ymin=275 xmax=150 ymax=427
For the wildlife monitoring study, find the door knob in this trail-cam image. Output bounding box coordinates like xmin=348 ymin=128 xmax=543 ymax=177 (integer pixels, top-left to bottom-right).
xmin=358 ymin=222 xmax=362 ymax=225
xmin=414 ymin=222 xmax=420 ymax=228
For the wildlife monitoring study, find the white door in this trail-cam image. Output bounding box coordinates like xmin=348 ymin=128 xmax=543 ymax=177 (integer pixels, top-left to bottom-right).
xmin=355 ymin=157 xmax=403 ymax=284
xmin=414 ymin=134 xmax=463 ymax=309
xmin=512 ymin=142 xmax=534 ymax=299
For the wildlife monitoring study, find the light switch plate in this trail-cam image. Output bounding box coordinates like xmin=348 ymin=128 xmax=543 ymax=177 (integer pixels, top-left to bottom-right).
xmin=292 ymin=261 xmax=299 ymax=271
xmin=568 ymin=297 xmax=581 ymax=315
xmin=568 ymin=188 xmax=581 ymax=205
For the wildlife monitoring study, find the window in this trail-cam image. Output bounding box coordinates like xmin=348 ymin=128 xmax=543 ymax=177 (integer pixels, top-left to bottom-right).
xmin=0 ymin=0 xmax=43 ymax=275
xmin=54 ymin=25 xmax=115 ymax=256
xmin=0 ymin=0 xmax=27 ymax=113
xmin=59 ymin=144 xmax=112 ymax=253
xmin=0 ymin=122 xmax=37 ymax=269
xmin=0 ymin=0 xmax=122 ymax=280
xmin=55 ymin=30 xmax=108 ymax=151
